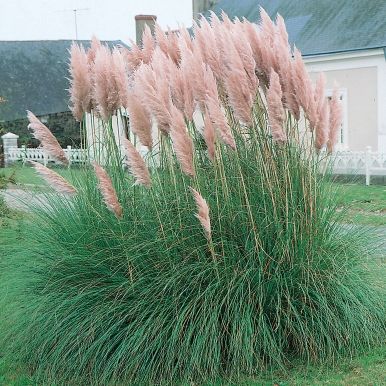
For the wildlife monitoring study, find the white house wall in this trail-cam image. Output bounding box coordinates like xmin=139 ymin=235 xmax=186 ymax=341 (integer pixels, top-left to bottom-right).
xmin=304 ymin=49 xmax=386 ymax=152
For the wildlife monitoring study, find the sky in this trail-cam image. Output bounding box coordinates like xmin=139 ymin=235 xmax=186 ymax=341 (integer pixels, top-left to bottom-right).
xmin=0 ymin=0 xmax=193 ymax=44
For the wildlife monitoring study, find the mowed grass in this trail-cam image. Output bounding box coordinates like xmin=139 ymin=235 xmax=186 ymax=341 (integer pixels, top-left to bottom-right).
xmin=334 ymin=183 xmax=386 ymax=226
xmin=0 ymin=164 xmax=82 ymax=187
xmin=0 ymin=217 xmax=385 ymax=385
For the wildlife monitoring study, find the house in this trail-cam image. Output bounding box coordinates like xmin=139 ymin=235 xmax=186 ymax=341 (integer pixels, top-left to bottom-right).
xmin=0 ymin=39 xmax=125 ymax=147
xmin=200 ymin=0 xmax=386 ymax=152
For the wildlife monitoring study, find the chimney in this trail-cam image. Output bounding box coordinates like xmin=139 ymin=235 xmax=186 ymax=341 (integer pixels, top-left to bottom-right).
xmin=135 ymin=15 xmax=157 ymax=46
xmin=192 ymin=0 xmax=217 ymax=21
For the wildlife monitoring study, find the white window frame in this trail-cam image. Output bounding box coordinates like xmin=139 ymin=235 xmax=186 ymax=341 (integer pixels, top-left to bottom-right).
xmin=326 ymin=88 xmax=348 ymax=150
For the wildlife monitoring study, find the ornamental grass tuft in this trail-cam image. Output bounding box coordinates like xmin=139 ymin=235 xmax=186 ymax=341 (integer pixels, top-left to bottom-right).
xmin=1 ymin=9 xmax=385 ymax=386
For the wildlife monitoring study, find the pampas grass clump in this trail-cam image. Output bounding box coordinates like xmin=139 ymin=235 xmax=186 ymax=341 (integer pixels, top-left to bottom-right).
xmin=1 ymin=9 xmax=384 ymax=385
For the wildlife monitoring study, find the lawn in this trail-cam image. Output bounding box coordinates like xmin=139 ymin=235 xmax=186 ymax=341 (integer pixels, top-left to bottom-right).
xmin=334 ymin=183 xmax=386 ymax=226
xmin=0 ymin=164 xmax=81 ymax=187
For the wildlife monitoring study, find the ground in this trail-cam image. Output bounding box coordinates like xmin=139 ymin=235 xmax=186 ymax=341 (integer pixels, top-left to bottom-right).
xmin=0 ymin=165 xmax=385 ymax=385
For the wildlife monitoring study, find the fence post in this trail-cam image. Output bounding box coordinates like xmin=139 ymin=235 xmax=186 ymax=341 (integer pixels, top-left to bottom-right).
xmin=67 ymin=145 xmax=72 ymax=167
xmin=365 ymin=146 xmax=372 ymax=186
xmin=21 ymin=145 xmax=26 ymax=165
xmin=43 ymin=151 xmax=48 ymax=166
xmin=1 ymin=132 xmax=19 ymax=166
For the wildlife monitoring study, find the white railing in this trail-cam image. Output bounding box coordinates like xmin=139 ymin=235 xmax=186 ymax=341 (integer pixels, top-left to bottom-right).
xmin=329 ymin=146 xmax=386 ymax=185
xmin=3 ymin=144 xmax=386 ymax=185
xmin=6 ymin=145 xmax=86 ymax=166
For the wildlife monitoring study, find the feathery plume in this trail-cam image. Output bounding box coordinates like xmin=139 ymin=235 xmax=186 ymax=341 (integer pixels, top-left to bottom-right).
xmin=69 ymin=43 xmax=93 ymax=121
xmin=141 ymin=24 xmax=155 ymax=64
xmin=327 ymin=85 xmax=343 ymax=153
xmin=190 ymin=187 xmax=212 ymax=242
xmin=202 ymin=65 xmax=236 ymax=149
xmin=266 ymin=70 xmax=286 ymax=142
xmin=123 ymin=138 xmax=151 ymax=187
xmin=93 ymin=162 xmax=123 ymax=218
xmin=135 ymin=54 xmax=172 ymax=132
xmin=111 ymin=47 xmax=129 ymax=108
xmin=87 ymin=35 xmax=101 ymax=64
xmin=170 ymin=105 xmax=195 ymax=176
xmin=93 ymin=45 xmax=115 ymax=119
xmin=125 ymin=90 xmax=153 ymax=149
xmin=194 ymin=16 xmax=223 ymax=78
xmin=315 ymin=98 xmax=330 ymax=150
xmin=292 ymin=47 xmax=317 ymax=125
xmin=314 ymin=73 xmax=329 ymax=149
xmin=30 ymin=161 xmax=76 ymax=195
xmin=27 ymin=111 xmax=68 ymax=165
xmin=203 ymin=113 xmax=216 ymax=161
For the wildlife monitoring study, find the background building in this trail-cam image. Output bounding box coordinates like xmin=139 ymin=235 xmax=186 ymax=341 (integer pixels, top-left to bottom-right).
xmin=200 ymin=0 xmax=386 ymax=152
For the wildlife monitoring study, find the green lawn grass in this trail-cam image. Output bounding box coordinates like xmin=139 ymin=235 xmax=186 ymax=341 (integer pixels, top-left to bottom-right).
xmin=0 ymin=216 xmax=385 ymax=385
xmin=334 ymin=183 xmax=386 ymax=226
xmin=0 ymin=164 xmax=81 ymax=187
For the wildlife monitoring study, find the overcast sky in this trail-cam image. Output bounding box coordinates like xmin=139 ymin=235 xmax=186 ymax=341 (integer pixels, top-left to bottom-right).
xmin=0 ymin=0 xmax=193 ymax=44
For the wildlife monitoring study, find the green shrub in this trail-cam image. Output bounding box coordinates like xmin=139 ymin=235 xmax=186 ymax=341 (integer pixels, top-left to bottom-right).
xmin=1 ymin=122 xmax=384 ymax=385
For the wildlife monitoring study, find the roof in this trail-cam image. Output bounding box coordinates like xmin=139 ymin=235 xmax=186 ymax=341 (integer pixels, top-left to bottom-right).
xmin=0 ymin=39 xmax=126 ymax=122
xmin=208 ymin=0 xmax=386 ymax=56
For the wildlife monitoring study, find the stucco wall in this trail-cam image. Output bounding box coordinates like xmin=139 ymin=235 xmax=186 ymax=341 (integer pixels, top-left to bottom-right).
xmin=309 ymin=66 xmax=378 ymax=151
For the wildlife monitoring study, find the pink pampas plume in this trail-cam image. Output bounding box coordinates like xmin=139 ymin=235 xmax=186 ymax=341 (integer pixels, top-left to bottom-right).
xmin=242 ymin=19 xmax=272 ymax=87
xmin=271 ymin=17 xmax=301 ymax=120
xmin=190 ymin=187 xmax=212 ymax=242
xmin=123 ymin=138 xmax=151 ymax=187
xmin=203 ymin=113 xmax=216 ymax=161
xmin=69 ymin=43 xmax=93 ymax=121
xmin=30 ymin=161 xmax=76 ymax=195
xmin=314 ymin=73 xmax=329 ymax=149
xmin=266 ymin=70 xmax=286 ymax=142
xmin=125 ymin=90 xmax=153 ymax=149
xmin=327 ymin=85 xmax=343 ymax=153
xmin=206 ymin=96 xmax=236 ymax=149
xmin=93 ymin=45 xmax=116 ymax=119
xmin=170 ymin=104 xmax=195 ymax=176
xmin=202 ymin=65 xmax=236 ymax=149
xmin=169 ymin=61 xmax=195 ymax=120
xmin=154 ymin=24 xmax=180 ymax=64
xmin=111 ymin=47 xmax=129 ymax=109
xmin=93 ymin=162 xmax=123 ymax=218
xmin=87 ymin=35 xmax=101 ymax=65
xmin=292 ymin=47 xmax=317 ymax=126
xmin=135 ymin=51 xmax=172 ymax=132
xmin=194 ymin=17 xmax=223 ymax=79
xmin=27 ymin=111 xmax=68 ymax=165
xmin=179 ymin=42 xmax=207 ymax=108
xmin=315 ymin=98 xmax=330 ymax=150
xmin=179 ymin=25 xmax=194 ymax=53
xmin=141 ymin=24 xmax=155 ymax=64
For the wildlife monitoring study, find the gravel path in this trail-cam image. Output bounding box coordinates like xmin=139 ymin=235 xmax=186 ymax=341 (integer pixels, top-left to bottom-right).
xmin=1 ymin=187 xmax=50 ymax=212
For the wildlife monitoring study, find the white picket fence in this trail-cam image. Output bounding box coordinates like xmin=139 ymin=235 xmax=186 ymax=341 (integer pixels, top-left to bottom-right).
xmin=2 ymin=144 xmax=386 ymax=185
xmin=328 ymin=146 xmax=386 ymax=185
xmin=6 ymin=145 xmax=86 ymax=166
